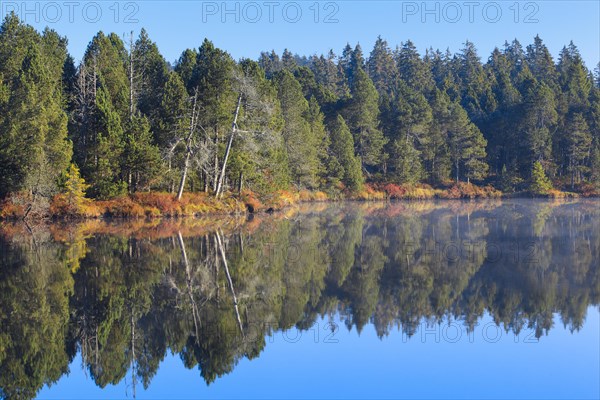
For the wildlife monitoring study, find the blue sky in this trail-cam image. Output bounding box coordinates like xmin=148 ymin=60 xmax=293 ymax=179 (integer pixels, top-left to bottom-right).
xmin=1 ymin=1 xmax=599 ymax=69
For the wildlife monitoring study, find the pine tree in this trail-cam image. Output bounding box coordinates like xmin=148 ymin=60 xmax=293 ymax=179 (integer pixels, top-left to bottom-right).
xmin=62 ymin=163 xmax=89 ymax=210
xmin=395 ymin=40 xmax=434 ymax=95
xmin=564 ymin=113 xmax=592 ymax=188
xmin=89 ymin=86 xmax=126 ymax=199
xmin=131 ymin=29 xmax=169 ymax=126
xmin=174 ymin=48 xmax=197 ymax=90
xmin=456 ymin=41 xmax=496 ymax=123
xmin=447 ymin=102 xmax=488 ymax=183
xmin=306 ymin=96 xmax=330 ymax=187
xmin=521 ymin=82 xmax=558 ymax=169
xmin=425 ymin=89 xmax=452 ymax=183
xmin=72 ymin=31 xmax=130 ymax=197
xmin=385 ymin=80 xmax=432 ymax=180
xmin=276 ymin=70 xmax=321 ymax=188
xmin=258 ymin=50 xmax=282 ymax=79
xmin=155 ymin=71 xmax=189 ymax=192
xmin=590 ymin=145 xmax=600 ymax=189
xmin=328 ymin=115 xmax=363 ymax=190
xmin=530 ymin=161 xmax=553 ymax=195
xmin=558 ymin=42 xmax=591 ymax=113
xmin=122 ymin=115 xmax=161 ymax=192
xmin=504 ymin=39 xmax=528 ymax=87
xmin=281 ymin=49 xmax=297 ymax=71
xmin=340 ymin=44 xmax=365 ymax=88
xmin=310 ymin=50 xmax=348 ymax=98
xmin=484 ymin=48 xmax=521 ymax=175
xmin=0 ymin=15 xmax=72 ymax=204
xmin=344 ymin=68 xmax=387 ymax=171
xmin=526 ymin=35 xmax=559 ymax=90
xmin=392 ymin=138 xmax=424 ymax=184
xmin=367 ymin=36 xmax=398 ymax=97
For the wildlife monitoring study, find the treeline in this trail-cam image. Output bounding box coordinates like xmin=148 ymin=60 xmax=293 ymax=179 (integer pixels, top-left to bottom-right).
xmin=1 ymin=14 xmax=599 ymax=206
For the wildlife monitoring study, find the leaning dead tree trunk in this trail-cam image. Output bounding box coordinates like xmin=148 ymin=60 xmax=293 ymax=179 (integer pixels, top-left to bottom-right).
xmin=215 ymin=94 xmax=243 ymax=198
xmin=177 ymin=89 xmax=199 ymax=201
xmin=215 ymin=229 xmax=244 ymax=338
xmin=177 ymin=231 xmax=201 ymax=342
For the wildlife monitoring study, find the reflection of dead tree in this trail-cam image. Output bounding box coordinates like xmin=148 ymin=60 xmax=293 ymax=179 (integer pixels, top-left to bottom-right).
xmin=213 ymin=235 xmax=220 ymax=301
xmin=128 ymin=311 xmax=138 ymax=399
xmin=177 ymin=231 xmax=201 ymax=342
xmin=215 ymin=229 xmax=244 ymax=338
xmin=75 ymin=313 xmax=99 ymax=379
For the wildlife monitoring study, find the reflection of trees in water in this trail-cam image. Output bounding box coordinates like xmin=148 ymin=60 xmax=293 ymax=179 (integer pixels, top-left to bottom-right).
xmin=0 ymin=200 xmax=598 ymax=398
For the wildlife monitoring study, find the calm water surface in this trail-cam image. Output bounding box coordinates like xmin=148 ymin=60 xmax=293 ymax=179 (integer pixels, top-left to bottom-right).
xmin=0 ymin=199 xmax=598 ymax=399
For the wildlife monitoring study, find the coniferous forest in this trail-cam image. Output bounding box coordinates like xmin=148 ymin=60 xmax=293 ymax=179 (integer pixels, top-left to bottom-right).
xmin=1 ymin=14 xmax=599 ymax=218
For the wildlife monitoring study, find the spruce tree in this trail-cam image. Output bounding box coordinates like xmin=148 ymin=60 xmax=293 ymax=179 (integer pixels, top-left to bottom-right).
xmin=564 ymin=113 xmax=592 ymax=188
xmin=62 ymin=163 xmax=89 ymax=210
xmin=89 ymin=86 xmax=126 ymax=199
xmin=530 ymin=161 xmax=553 ymax=195
xmin=392 ymin=138 xmax=424 ymax=184
xmin=426 ymin=89 xmax=452 ymax=183
xmin=526 ymin=35 xmax=559 ymax=90
xmin=329 ymin=115 xmax=363 ymax=191
xmin=367 ymin=36 xmax=398 ymax=97
xmin=395 ymin=40 xmax=434 ymax=95
xmin=344 ymin=68 xmax=387 ymax=171
xmin=122 ymin=115 xmax=161 ymax=192
xmin=456 ymin=41 xmax=496 ymax=123
xmin=385 ymin=81 xmax=432 ymax=181
xmin=131 ymin=29 xmax=170 ymax=126
xmin=447 ymin=102 xmax=488 ymax=183
xmin=0 ymin=15 xmax=71 ymax=203
xmin=276 ymin=70 xmax=321 ymax=188
xmin=521 ymin=82 xmax=558 ymax=169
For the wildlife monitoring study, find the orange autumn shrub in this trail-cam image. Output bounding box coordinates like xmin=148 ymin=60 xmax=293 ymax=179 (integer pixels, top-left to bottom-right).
xmin=131 ymin=192 xmax=182 ymax=216
xmin=352 ymin=184 xmax=387 ymax=201
xmin=98 ymin=196 xmax=146 ymax=218
xmin=313 ymin=191 xmax=329 ymax=201
xmin=0 ymin=196 xmax=26 ymax=219
xmin=241 ymin=190 xmax=263 ymax=213
xmin=50 ymin=194 xmax=102 ymax=219
xmin=546 ymin=189 xmax=579 ymax=199
xmin=298 ymin=190 xmax=330 ymax=202
xmin=574 ymin=183 xmax=600 ymax=198
xmin=382 ymin=184 xmax=406 ymax=199
xmin=438 ymin=182 xmax=502 ymax=199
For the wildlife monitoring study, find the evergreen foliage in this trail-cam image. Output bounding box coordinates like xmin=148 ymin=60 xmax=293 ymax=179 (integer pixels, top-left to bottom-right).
xmin=1 ymin=14 xmax=599 ymax=205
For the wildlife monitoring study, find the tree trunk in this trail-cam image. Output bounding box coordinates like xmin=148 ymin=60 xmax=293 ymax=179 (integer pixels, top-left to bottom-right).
xmin=212 ymin=128 xmax=219 ymax=193
xmin=216 ymin=94 xmax=243 ymax=198
xmin=456 ymin=160 xmax=460 ymax=184
xmin=128 ymin=31 xmax=135 ymax=118
xmin=177 ymin=90 xmax=199 ymax=201
xmin=177 ymin=152 xmax=190 ymax=201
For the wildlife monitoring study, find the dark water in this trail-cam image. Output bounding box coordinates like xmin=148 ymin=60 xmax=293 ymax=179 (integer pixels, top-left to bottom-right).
xmin=0 ymin=200 xmax=598 ymax=399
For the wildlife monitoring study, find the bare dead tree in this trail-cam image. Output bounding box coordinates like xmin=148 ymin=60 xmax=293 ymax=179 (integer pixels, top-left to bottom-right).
xmin=177 ymin=89 xmax=200 ymax=201
xmin=215 ymin=229 xmax=244 ymax=338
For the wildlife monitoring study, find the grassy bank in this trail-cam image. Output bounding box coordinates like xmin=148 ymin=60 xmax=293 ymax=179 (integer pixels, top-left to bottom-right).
xmin=0 ymin=183 xmax=597 ymax=220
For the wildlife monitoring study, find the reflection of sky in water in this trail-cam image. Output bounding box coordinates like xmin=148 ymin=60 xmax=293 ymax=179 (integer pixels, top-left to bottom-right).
xmin=41 ymin=308 xmax=599 ymax=399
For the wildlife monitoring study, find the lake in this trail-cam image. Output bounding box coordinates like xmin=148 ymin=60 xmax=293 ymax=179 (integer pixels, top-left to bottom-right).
xmin=1 ymin=199 xmax=598 ymax=399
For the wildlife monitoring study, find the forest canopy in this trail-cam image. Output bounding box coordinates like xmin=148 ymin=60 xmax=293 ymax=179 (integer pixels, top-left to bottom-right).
xmin=1 ymin=14 xmax=599 ymax=211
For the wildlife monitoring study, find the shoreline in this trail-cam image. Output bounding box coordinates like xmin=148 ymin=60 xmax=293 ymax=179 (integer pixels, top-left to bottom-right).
xmin=1 ymin=184 xmax=598 ymax=221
